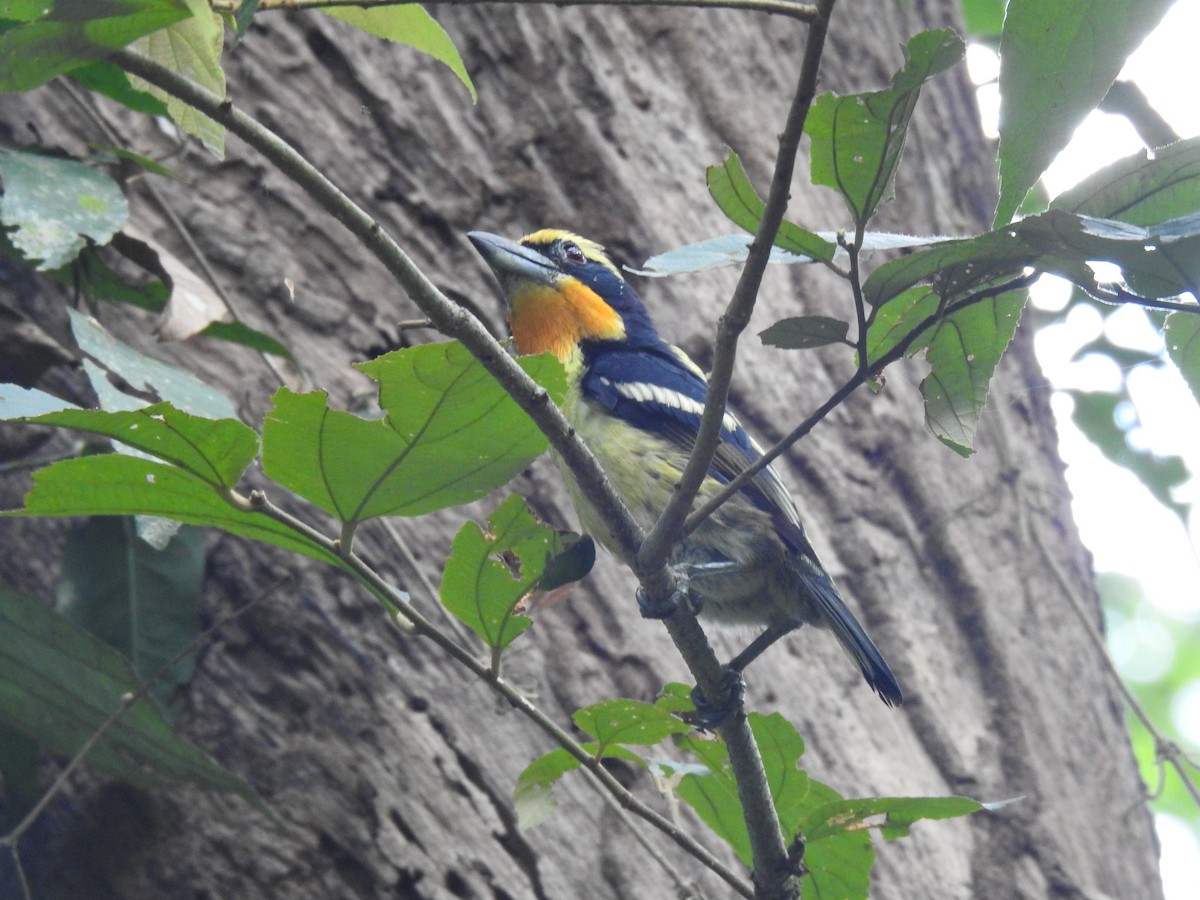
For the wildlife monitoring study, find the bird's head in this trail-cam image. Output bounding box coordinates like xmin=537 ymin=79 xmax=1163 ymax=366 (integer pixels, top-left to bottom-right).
xmin=468 ymin=228 xmax=660 ymax=362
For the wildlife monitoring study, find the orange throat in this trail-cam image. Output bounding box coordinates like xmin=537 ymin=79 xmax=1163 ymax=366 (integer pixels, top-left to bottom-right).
xmin=509 ymin=281 xmax=624 ymax=361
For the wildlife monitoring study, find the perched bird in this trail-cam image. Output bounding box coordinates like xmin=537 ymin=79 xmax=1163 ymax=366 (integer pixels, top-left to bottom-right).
xmin=468 ymin=228 xmax=902 ymax=707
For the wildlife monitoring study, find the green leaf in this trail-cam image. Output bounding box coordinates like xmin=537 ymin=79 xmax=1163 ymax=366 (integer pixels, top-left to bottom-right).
xmin=69 ymin=308 xmax=238 ymax=419
xmin=808 ymin=30 xmax=964 ymax=227
xmin=920 ymin=288 xmax=1026 ymax=456
xmin=797 ymin=780 xmax=873 ymax=900
xmin=264 ymin=341 xmax=565 ymax=523
xmin=0 ymin=0 xmax=190 ymax=91
xmin=0 ymin=582 xmax=257 ymax=802
xmin=572 ymin=699 xmax=691 ymax=752
xmin=0 ymin=721 xmax=41 ymax=826
xmin=19 ymin=402 xmax=259 ymax=488
xmin=513 ymin=741 xmax=646 ymax=830
xmin=677 ymin=712 xmax=811 ymax=866
xmin=439 ymin=495 xmax=563 ymax=649
xmin=233 ymin=0 xmax=260 ymax=37
xmin=759 ymin=315 xmax=849 ymax=350
xmin=706 ymin=151 xmax=837 ymax=261
xmin=959 ymin=0 xmax=1005 ymax=38
xmin=995 ymin=0 xmax=1174 ymax=225
xmin=58 ymin=517 xmax=203 ymax=710
xmin=1051 ymin=136 xmax=1200 ymax=224
xmin=1164 ymin=311 xmax=1200 ymax=408
xmin=535 ymin=532 xmax=594 ymax=592
xmin=68 ymin=60 xmax=170 ymax=116
xmin=863 ymin=285 xmax=940 ymax=365
xmin=0 ymin=148 xmax=128 ymax=270
xmin=322 ymin=4 xmax=476 ymax=103
xmin=803 ymin=794 xmax=984 ymax=843
xmin=199 ymin=320 xmax=292 ymax=359
xmin=128 ymin=0 xmax=225 ymax=157
xmin=4 ymin=454 xmax=342 ymax=568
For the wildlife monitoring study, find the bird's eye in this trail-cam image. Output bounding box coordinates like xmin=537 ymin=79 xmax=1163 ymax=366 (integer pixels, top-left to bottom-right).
xmin=561 ymin=242 xmax=587 ymax=265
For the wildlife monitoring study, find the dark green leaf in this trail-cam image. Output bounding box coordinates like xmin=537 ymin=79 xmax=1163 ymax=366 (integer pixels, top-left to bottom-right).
xmin=4 ymin=454 xmax=343 ymax=567
xmin=199 ymin=320 xmax=292 ymax=359
xmin=0 ymin=148 xmax=128 ymax=270
xmin=995 ymin=0 xmax=1174 ymax=225
xmin=20 ymin=402 xmax=259 ymax=488
xmin=921 ymin=288 xmax=1027 ymax=456
xmin=69 ymin=60 xmax=170 ymax=116
xmin=233 ymin=0 xmax=260 ymax=36
xmin=440 ymin=495 xmax=562 ymax=649
xmin=0 ymin=582 xmax=257 ymax=802
xmin=58 ymin=517 xmax=203 ymax=710
xmin=0 ymin=720 xmax=41 ymax=826
xmin=0 ymin=0 xmax=190 ymax=91
xmin=322 ymin=5 xmax=476 ymax=102
xmin=535 ymin=532 xmax=594 ymax=592
xmin=572 ymin=699 xmax=691 ymax=752
xmin=706 ymin=151 xmax=837 ymax=261
xmin=759 ymin=315 xmax=849 ymax=350
xmin=808 ymin=30 xmax=964 ymax=227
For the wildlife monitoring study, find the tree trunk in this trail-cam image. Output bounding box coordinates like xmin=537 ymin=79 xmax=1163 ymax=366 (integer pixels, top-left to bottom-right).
xmin=0 ymin=2 xmax=1163 ymax=898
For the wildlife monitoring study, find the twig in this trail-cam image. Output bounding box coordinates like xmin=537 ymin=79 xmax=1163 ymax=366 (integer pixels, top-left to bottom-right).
xmin=211 ymin=0 xmax=818 ymax=21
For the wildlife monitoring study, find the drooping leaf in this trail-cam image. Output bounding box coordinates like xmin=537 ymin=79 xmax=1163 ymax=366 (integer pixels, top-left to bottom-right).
xmin=1164 ymin=311 xmax=1200 ymax=407
xmin=0 ymin=0 xmax=190 ymax=91
xmin=128 ymin=0 xmax=225 ymax=156
xmin=3 ymin=454 xmax=342 ymax=568
xmin=1051 ymin=135 xmax=1200 ymax=224
xmin=17 ymin=402 xmax=259 ymax=488
xmin=68 ymin=308 xmax=238 ymax=419
xmin=920 ymin=288 xmax=1027 ymax=456
xmin=322 ymin=4 xmax=475 ymax=102
xmin=440 ymin=495 xmax=565 ymax=649
xmin=58 ymin=517 xmax=203 ymax=710
xmin=0 ymin=383 xmax=80 ymax=418
xmin=512 ymin=741 xmax=643 ymax=830
xmin=807 ymin=30 xmax=964 ymax=227
xmin=759 ymin=315 xmax=849 ymax=350
xmin=706 ymin=150 xmax=837 ymax=261
xmin=0 ymin=148 xmax=128 ymax=270
xmin=995 ymin=0 xmax=1174 ymax=225
xmin=0 ymin=583 xmax=257 ymax=802
xmin=572 ymin=699 xmax=691 ymax=753
xmin=118 ymin=227 xmax=228 ymax=341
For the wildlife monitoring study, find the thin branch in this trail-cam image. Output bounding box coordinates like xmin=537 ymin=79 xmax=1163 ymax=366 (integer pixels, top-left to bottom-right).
xmin=241 ymin=489 xmax=754 ymax=897
xmin=212 ymin=0 xmax=819 ymax=21
xmin=684 ymin=272 xmax=1040 ymax=537
xmin=1094 ymin=285 xmax=1200 ymax=313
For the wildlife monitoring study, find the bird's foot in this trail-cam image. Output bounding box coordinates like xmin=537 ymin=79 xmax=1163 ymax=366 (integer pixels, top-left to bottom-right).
xmin=636 ymin=563 xmax=703 ymax=620
xmin=689 ymin=666 xmax=746 ymax=730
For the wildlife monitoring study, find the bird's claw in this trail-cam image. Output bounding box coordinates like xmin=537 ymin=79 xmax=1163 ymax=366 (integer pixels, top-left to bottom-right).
xmin=636 ymin=564 xmax=701 ymax=620
xmin=689 ymin=667 xmax=746 ymax=730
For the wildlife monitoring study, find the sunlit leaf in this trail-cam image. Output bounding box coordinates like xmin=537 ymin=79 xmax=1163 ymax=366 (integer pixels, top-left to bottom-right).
xmin=322 ymin=4 xmax=475 ymax=102
xmin=995 ymin=0 xmax=1173 ymax=225
xmin=0 ymin=148 xmax=128 ymax=270
xmin=1051 ymin=135 xmax=1200 ymax=224
xmin=808 ymin=30 xmax=964 ymax=227
xmin=863 ymin=285 xmax=940 ymax=365
xmin=3 ymin=454 xmax=342 ymax=567
xmin=18 ymin=402 xmax=258 ymax=488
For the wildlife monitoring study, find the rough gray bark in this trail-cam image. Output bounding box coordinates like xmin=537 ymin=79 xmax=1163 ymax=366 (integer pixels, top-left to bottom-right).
xmin=0 ymin=2 xmax=1163 ymax=898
